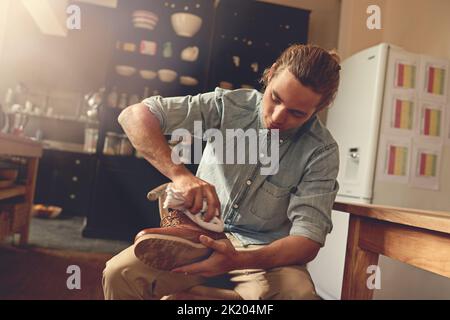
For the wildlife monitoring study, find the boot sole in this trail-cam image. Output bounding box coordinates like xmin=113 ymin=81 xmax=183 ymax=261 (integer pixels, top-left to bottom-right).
xmin=134 ymin=234 xmax=212 ymax=271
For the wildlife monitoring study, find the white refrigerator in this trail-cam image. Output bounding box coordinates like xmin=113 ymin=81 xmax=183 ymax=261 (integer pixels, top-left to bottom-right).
xmin=308 ymin=43 xmax=450 ymax=300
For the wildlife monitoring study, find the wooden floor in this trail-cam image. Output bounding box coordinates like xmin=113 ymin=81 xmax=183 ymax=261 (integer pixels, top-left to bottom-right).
xmin=0 ymin=245 xmax=112 ymax=300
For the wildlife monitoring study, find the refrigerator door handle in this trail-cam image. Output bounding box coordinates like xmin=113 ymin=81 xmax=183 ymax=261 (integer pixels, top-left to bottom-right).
xmin=348 ymin=148 xmax=360 ymax=161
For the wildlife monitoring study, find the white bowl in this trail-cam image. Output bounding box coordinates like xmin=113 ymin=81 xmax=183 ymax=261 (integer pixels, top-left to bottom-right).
xmin=181 ymin=46 xmax=199 ymax=62
xmin=134 ymin=23 xmax=155 ymax=30
xmin=133 ymin=17 xmax=158 ymax=25
xmin=140 ymin=70 xmax=157 ymax=80
xmin=158 ymin=69 xmax=178 ymax=82
xmin=116 ymin=65 xmax=136 ymax=77
xmin=171 ymin=13 xmax=202 ymax=38
xmin=180 ymin=76 xmax=199 ymax=86
xmin=133 ymin=10 xmax=158 ymax=20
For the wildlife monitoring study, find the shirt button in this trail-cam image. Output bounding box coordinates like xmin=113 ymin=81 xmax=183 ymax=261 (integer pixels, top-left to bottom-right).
xmin=246 ymin=180 xmax=252 ymax=186
xmin=233 ymin=204 xmax=239 ymax=209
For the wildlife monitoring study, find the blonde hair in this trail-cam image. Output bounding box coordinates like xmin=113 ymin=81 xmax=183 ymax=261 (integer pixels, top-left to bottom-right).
xmin=261 ymin=44 xmax=341 ymax=110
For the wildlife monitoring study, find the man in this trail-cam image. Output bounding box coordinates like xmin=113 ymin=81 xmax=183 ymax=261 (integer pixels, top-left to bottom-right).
xmin=103 ymin=44 xmax=341 ymax=300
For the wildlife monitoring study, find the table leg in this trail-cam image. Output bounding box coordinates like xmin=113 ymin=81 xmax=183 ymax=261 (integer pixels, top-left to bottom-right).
xmin=341 ymin=216 xmax=379 ymax=300
xmin=19 ymin=157 xmax=39 ymax=246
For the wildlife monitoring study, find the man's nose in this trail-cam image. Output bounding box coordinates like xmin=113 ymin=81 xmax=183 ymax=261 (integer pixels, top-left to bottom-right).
xmin=272 ymin=105 xmax=287 ymax=124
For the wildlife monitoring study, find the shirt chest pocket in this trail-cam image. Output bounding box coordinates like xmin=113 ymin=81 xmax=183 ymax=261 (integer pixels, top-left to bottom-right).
xmin=250 ymin=180 xmax=292 ymax=223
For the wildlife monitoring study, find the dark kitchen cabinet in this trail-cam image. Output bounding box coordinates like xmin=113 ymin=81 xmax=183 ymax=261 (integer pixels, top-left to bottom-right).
xmin=103 ymin=0 xmax=310 ymax=100
xmin=105 ymin=0 xmax=215 ymax=102
xmin=81 ymin=0 xmax=310 ymax=241
xmin=82 ymin=148 xmax=200 ymax=242
xmin=35 ymin=150 xmax=96 ymax=217
xmin=82 ymin=155 xmax=167 ymax=241
xmin=208 ymin=0 xmax=310 ymax=91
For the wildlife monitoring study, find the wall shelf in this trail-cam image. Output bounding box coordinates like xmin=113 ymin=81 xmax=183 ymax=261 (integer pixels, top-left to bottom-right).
xmin=6 ymin=112 xmax=99 ymax=126
xmin=0 ymin=185 xmax=26 ymax=201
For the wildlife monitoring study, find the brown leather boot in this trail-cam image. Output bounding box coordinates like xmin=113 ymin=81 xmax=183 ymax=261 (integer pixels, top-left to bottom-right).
xmin=134 ymin=209 xmax=227 ymax=271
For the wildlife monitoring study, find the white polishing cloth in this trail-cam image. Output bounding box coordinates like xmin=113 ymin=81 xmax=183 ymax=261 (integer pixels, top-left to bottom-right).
xmin=163 ymin=185 xmax=225 ymax=233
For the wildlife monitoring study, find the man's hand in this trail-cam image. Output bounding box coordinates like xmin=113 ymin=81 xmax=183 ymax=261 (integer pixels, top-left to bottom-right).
xmin=171 ymin=235 xmax=241 ymax=277
xmin=171 ymin=173 xmax=221 ymax=222
xmin=172 ymin=235 xmax=321 ymax=278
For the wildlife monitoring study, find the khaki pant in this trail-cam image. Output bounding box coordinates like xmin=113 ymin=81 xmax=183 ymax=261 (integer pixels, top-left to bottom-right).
xmin=102 ymin=234 xmax=320 ymax=300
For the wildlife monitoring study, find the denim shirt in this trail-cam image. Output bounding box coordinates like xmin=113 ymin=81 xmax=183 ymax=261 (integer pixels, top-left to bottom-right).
xmin=143 ymin=88 xmax=339 ymax=247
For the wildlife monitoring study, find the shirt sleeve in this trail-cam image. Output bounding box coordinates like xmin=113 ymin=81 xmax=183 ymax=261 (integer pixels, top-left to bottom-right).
xmin=287 ymin=143 xmax=340 ymax=247
xmin=141 ymin=88 xmax=224 ymax=134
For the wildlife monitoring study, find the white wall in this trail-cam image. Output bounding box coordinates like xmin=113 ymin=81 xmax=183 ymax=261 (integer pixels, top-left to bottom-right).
xmin=0 ymin=0 xmax=12 ymax=66
xmin=382 ymin=0 xmax=450 ymax=59
xmin=0 ymin=0 xmax=115 ymax=104
xmin=337 ymin=0 xmax=385 ymax=59
xmin=338 ymin=0 xmax=450 ymax=60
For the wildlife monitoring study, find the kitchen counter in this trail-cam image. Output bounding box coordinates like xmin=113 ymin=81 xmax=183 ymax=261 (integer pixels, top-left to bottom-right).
xmin=34 ymin=146 xmax=97 ymax=218
xmin=41 ymin=139 xmax=94 ymax=155
xmin=0 ymin=132 xmax=43 ymax=157
xmin=6 ymin=111 xmax=99 ymax=126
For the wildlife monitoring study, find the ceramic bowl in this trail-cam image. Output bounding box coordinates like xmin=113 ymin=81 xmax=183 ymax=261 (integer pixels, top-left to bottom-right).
xmin=116 ymin=65 xmax=136 ymax=77
xmin=180 ymin=76 xmax=199 ymax=86
xmin=140 ymin=70 xmax=157 ymax=80
xmin=171 ymin=13 xmax=202 ymax=37
xmin=133 ymin=18 xmax=158 ymax=25
xmin=133 ymin=10 xmax=158 ymax=29
xmin=181 ymin=46 xmax=199 ymax=62
xmin=158 ymin=69 xmax=178 ymax=82
xmin=133 ymin=23 xmax=156 ymax=30
xmin=133 ymin=10 xmax=158 ymax=19
xmin=32 ymin=204 xmax=62 ymax=219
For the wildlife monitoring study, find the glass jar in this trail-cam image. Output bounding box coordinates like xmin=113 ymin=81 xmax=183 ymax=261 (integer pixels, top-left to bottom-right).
xmin=103 ymin=132 xmax=121 ymax=155
xmin=84 ymin=128 xmax=98 ymax=153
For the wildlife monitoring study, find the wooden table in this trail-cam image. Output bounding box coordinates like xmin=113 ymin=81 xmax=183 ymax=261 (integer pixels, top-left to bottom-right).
xmin=333 ymin=201 xmax=450 ymax=300
xmin=0 ymin=133 xmax=43 ymax=245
